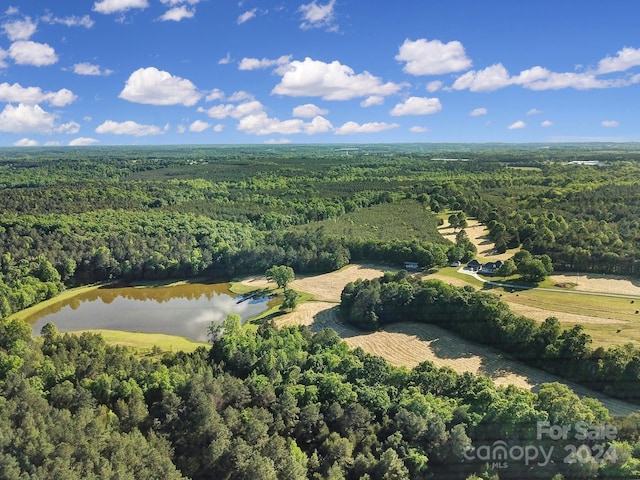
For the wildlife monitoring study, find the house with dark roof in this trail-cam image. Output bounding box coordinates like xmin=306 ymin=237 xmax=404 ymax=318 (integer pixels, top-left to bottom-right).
xmin=466 ymin=259 xmax=483 ymax=272
xmin=481 ymin=260 xmax=504 ymax=275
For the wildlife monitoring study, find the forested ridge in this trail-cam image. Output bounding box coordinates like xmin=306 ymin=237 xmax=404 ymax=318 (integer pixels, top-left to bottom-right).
xmin=3 ymin=144 xmax=640 ymax=478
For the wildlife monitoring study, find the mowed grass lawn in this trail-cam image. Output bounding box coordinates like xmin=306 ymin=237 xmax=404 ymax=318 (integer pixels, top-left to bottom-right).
xmin=307 ymin=199 xmax=447 ymax=243
xmin=501 ymin=288 xmax=640 ymax=348
xmin=70 ymin=330 xmax=209 ymax=357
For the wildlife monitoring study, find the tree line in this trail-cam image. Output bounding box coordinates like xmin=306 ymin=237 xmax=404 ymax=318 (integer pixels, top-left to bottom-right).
xmin=2 ymin=313 xmax=638 ymax=479
xmin=340 ymin=271 xmax=640 ymax=402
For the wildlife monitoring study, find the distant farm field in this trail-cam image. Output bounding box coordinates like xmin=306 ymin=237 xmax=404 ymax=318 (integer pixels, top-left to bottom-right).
xmin=307 ymin=199 xmax=446 ymax=243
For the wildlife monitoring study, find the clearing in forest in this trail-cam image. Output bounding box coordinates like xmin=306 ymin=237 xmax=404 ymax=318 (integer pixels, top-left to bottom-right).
xmin=438 ymin=216 xmax=518 ymax=261
xmin=306 ymin=199 xmax=446 ymax=243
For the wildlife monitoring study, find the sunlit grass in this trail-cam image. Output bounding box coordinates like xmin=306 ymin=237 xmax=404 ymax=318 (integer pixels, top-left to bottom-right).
xmin=68 ymin=329 xmax=208 ymax=358
xmin=428 ymin=267 xmax=640 ymax=348
xmin=9 ymin=284 xmax=104 ymax=325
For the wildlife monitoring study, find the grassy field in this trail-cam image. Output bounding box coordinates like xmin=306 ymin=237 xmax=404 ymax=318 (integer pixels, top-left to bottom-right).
xmin=307 ymin=199 xmax=446 ymax=243
xmin=426 ymin=266 xmax=486 ymax=288
xmin=67 ymin=330 xmax=208 ymax=358
xmin=430 ymin=268 xmax=640 ymax=348
xmin=432 ymin=215 xmax=640 ymax=347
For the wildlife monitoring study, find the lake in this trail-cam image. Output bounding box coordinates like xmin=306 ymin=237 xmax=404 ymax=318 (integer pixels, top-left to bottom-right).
xmin=25 ymin=282 xmax=270 ymax=342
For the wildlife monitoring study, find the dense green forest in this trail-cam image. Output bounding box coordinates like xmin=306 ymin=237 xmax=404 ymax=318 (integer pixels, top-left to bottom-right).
xmin=3 ymin=143 xmax=640 ymax=319
xmin=3 ymin=143 xmax=640 ymax=478
xmin=2 ymin=316 xmax=640 ymax=479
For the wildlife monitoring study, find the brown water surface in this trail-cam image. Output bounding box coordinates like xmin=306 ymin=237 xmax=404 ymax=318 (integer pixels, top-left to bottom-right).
xmin=25 ymin=282 xmax=269 ymax=342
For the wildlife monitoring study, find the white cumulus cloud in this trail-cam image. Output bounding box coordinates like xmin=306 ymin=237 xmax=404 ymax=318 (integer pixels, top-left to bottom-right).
xmin=2 ymin=18 xmax=37 ymax=41
xmin=41 ymin=14 xmax=95 ymax=28
xmin=237 ymin=113 xmax=332 ymax=135
xmin=390 ymin=97 xmax=442 ymax=116
xmin=0 ymin=103 xmax=55 ymax=133
xmin=469 ymin=108 xmax=488 ymax=116
xmin=335 ymin=121 xmax=399 ymax=135
xmin=426 ymin=81 xmax=443 ymax=92
xmin=410 ymin=126 xmax=430 ymax=133
xmin=49 ymin=90 xmax=77 ymax=107
xmin=189 ymin=120 xmax=210 ymax=132
xmin=9 ymin=41 xmax=58 ymax=66
xmin=93 ymin=0 xmax=149 ymax=14
xmin=451 ymin=46 xmax=640 ymax=93
xmin=205 ymin=88 xmax=225 ymax=101
xmin=0 ymin=83 xmax=76 ymax=106
xmin=304 ymin=115 xmax=333 ymax=134
xmin=119 ymin=67 xmax=201 ymax=106
xmin=396 ymin=38 xmax=472 ymax=75
xmin=602 ymin=120 xmax=619 ymax=127
xmin=237 ymin=113 xmax=303 ymax=135
xmin=292 ymin=103 xmax=328 ymax=118
xmin=237 ymin=9 xmax=257 ymax=24
xmin=299 ymin=0 xmax=337 ymax=30
xmin=74 ymin=62 xmax=113 ymax=76
xmin=159 ymin=6 xmax=195 ymax=21
xmin=56 ymin=121 xmax=81 ymax=134
xmin=452 ymin=63 xmax=512 ymax=92
xmin=360 ymin=96 xmax=384 ymax=107
xmin=200 ymin=100 xmax=264 ymax=119
xmin=69 ymin=137 xmax=100 ymax=146
xmin=508 ymin=120 xmax=526 ymax=130
xmin=14 ymin=137 xmax=38 ymax=146
xmin=541 ymin=120 xmax=553 ymax=127
xmin=238 ymin=55 xmax=291 ymax=71
xmin=95 ymin=120 xmax=167 ymax=136
xmin=227 ymin=91 xmax=253 ymax=102
xmin=598 ymin=47 xmax=640 ymax=74
xmin=272 ymin=57 xmax=403 ymax=100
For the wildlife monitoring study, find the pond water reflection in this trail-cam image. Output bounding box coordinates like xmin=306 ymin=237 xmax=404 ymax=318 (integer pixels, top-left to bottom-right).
xmin=26 ymin=282 xmax=269 ymax=342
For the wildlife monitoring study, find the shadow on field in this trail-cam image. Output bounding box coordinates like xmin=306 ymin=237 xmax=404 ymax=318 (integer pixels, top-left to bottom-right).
xmin=309 ymin=305 xmax=362 ymax=339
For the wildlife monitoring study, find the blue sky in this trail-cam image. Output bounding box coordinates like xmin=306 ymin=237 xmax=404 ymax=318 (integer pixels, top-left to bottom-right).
xmin=1 ymin=1 xmax=639 ymax=146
